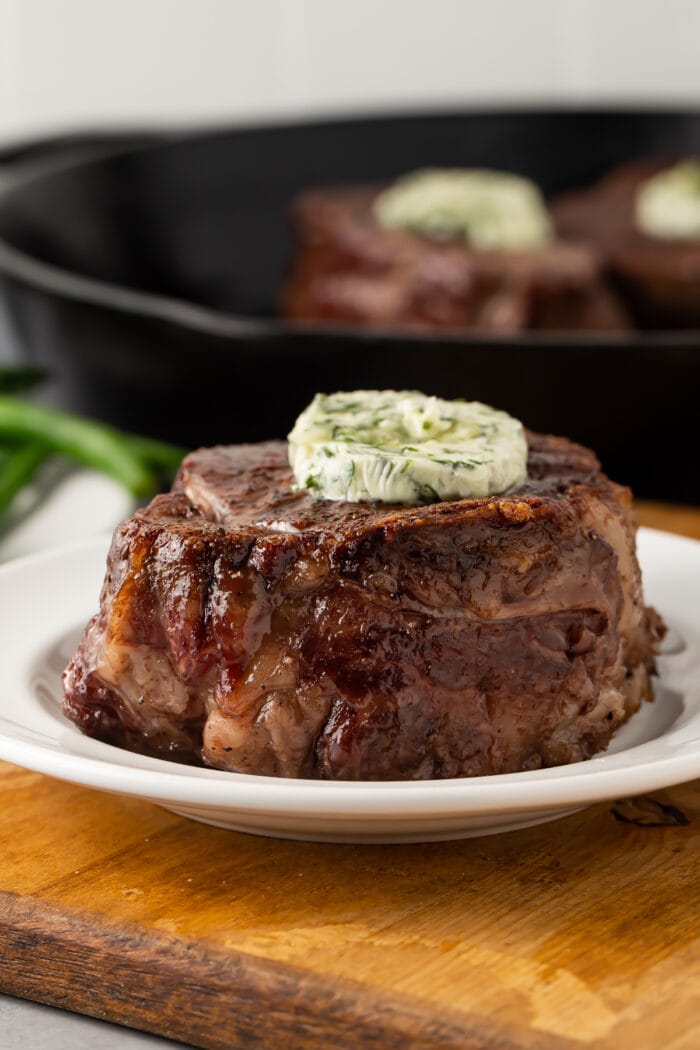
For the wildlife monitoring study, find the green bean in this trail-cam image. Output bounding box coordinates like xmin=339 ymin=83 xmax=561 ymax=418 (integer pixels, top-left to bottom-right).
xmin=125 ymin=434 xmax=186 ymax=474
xmin=0 ymin=441 xmax=50 ymax=518
xmin=0 ymin=398 xmax=156 ymax=498
xmin=0 ymin=365 xmax=47 ymax=395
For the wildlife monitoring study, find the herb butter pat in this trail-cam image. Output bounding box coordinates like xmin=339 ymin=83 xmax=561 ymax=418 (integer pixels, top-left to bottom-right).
xmin=636 ymin=160 xmax=700 ymax=240
xmin=373 ymin=168 xmax=552 ymax=250
xmin=288 ymin=391 xmax=527 ymax=503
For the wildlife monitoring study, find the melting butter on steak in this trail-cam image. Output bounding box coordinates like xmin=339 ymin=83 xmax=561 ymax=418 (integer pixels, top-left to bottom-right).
xmin=62 ymin=434 xmax=663 ymax=780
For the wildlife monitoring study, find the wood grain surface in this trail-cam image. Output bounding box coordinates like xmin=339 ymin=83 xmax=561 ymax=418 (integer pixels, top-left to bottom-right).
xmin=638 ymin=501 xmax=700 ymax=540
xmin=0 ymin=501 xmax=699 ymax=1050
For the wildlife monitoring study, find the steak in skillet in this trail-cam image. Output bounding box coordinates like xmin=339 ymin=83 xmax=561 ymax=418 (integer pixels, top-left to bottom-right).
xmin=552 ymin=158 xmax=700 ymax=329
xmin=281 ymin=185 xmax=630 ymax=333
xmin=62 ymin=435 xmax=662 ymax=780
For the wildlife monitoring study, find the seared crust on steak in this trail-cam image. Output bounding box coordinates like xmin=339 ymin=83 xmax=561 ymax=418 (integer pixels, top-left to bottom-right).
xmin=281 ymin=185 xmax=630 ymax=333
xmin=63 ymin=434 xmax=663 ymax=780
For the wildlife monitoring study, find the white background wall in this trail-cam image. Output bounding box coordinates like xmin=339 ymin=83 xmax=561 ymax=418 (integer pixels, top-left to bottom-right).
xmin=1 ymin=0 xmax=700 ymax=146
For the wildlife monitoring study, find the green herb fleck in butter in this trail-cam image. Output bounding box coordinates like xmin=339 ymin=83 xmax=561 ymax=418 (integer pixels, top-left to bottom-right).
xmin=288 ymin=391 xmax=527 ymax=503
xmin=636 ymin=160 xmax=700 ymax=240
xmin=373 ymin=168 xmax=552 ymax=250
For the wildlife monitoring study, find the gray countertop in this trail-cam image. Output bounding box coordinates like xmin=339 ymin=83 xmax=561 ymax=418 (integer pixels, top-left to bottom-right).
xmin=1 ymin=996 xmax=184 ymax=1049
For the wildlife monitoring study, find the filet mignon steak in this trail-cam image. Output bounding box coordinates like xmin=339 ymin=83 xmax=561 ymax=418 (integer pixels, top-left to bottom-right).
xmin=63 ymin=434 xmax=662 ymax=780
xmin=552 ymin=158 xmax=700 ymax=329
xmin=282 ymin=185 xmax=630 ymax=333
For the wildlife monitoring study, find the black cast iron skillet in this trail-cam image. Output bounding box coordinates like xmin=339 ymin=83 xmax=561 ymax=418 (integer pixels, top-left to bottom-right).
xmin=0 ymin=111 xmax=698 ymax=501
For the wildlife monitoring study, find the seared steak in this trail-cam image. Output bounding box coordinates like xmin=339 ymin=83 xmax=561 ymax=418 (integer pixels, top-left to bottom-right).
xmin=281 ymin=185 xmax=630 ymax=333
xmin=63 ymin=435 xmax=662 ymax=780
xmin=552 ymin=159 xmax=700 ymax=329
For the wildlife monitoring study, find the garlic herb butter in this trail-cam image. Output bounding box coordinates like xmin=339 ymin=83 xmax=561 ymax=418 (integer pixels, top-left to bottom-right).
xmin=636 ymin=160 xmax=700 ymax=240
xmin=288 ymin=391 xmax=527 ymax=503
xmin=373 ymin=168 xmax=552 ymax=251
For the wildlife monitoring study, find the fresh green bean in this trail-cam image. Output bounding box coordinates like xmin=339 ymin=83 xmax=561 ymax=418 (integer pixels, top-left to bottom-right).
xmin=0 ymin=441 xmax=50 ymax=518
xmin=0 ymin=419 xmax=184 ymax=477
xmin=0 ymin=398 xmax=156 ymax=498
xmin=0 ymin=365 xmax=47 ymax=395
xmin=125 ymin=434 xmax=186 ymax=474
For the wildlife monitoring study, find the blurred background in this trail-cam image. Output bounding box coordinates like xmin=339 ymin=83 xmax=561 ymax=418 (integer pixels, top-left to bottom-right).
xmin=0 ymin=0 xmax=699 ymax=552
xmin=2 ymin=0 xmax=700 ymax=142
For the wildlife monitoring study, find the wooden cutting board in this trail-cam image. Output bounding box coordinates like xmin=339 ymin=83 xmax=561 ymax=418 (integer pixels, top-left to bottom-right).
xmin=1 ymin=502 xmax=699 ymax=1050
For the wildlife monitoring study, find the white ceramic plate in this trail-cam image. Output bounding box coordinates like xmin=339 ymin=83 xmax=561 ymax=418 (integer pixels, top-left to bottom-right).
xmin=0 ymin=467 xmax=132 ymax=564
xmin=0 ymin=528 xmax=697 ymax=843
